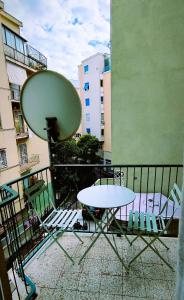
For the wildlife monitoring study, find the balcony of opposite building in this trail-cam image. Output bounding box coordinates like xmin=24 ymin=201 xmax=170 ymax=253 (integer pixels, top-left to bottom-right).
xmin=2 ymin=25 xmax=47 ymax=71
xmin=12 ymin=104 xmax=29 ymax=140
xmin=19 ymin=154 xmax=40 ymax=174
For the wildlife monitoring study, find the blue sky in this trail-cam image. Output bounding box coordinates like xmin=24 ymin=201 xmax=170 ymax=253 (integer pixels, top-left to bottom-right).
xmin=4 ymin=0 xmax=110 ymax=80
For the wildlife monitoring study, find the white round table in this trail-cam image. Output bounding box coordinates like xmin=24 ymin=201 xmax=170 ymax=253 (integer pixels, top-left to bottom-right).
xmin=77 ymin=185 xmax=135 ymax=268
xmin=77 ymin=185 xmax=135 ymax=208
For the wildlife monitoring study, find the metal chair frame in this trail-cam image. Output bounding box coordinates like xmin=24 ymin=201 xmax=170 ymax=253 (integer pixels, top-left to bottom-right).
xmin=127 ymin=183 xmax=182 ymax=270
xmin=24 ymin=180 xmax=83 ymax=264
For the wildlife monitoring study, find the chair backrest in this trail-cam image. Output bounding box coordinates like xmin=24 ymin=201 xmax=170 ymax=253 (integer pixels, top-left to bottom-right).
xmin=24 ymin=179 xmax=55 ymax=215
xmin=159 ymin=183 xmax=182 ymax=217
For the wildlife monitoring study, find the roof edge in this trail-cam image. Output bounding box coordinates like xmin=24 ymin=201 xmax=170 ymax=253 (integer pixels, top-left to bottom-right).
xmin=0 ymin=8 xmax=23 ymax=27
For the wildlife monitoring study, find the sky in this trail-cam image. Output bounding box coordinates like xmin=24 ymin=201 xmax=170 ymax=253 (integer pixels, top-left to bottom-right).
xmin=4 ymin=0 xmax=110 ymax=80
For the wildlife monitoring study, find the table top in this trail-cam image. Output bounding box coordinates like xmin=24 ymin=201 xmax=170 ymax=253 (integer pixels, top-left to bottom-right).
xmin=77 ymin=185 xmax=135 ymax=209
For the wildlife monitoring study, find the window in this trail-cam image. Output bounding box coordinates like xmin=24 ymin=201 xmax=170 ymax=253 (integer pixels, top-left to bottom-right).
xmin=19 ymin=143 xmax=28 ymax=165
xmin=100 ymin=79 xmax=103 ymax=87
xmin=75 ymin=133 xmax=81 ymax=138
xmin=15 ymin=36 xmax=24 ymax=53
xmin=84 ymin=82 xmax=89 ymax=91
xmin=101 ymin=113 xmax=104 ymax=124
xmin=86 ymin=113 xmax=90 ymax=122
xmin=101 ymin=96 xmax=104 ymax=104
xmin=101 ymin=129 xmax=104 ymax=136
xmin=10 ymin=83 xmax=21 ymax=101
xmin=5 ymin=28 xmax=15 ymax=48
xmin=2 ymin=26 xmax=6 ymax=44
xmin=0 ymin=149 xmax=7 ymax=168
xmin=85 ymin=98 xmax=90 ymax=106
xmin=104 ymin=57 xmax=110 ymax=72
xmin=86 ymin=128 xmax=91 ymax=134
xmin=2 ymin=25 xmax=26 ymax=55
xmin=14 ymin=111 xmax=25 ymax=133
xmin=84 ymin=65 xmax=89 ymax=73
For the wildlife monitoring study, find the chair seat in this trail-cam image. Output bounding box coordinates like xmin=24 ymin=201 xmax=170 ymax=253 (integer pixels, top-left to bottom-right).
xmin=42 ymin=209 xmax=82 ymax=229
xmin=128 ymin=211 xmax=166 ymax=234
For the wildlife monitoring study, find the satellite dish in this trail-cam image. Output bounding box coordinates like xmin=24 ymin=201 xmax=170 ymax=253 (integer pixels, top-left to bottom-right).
xmin=20 ymin=70 xmax=81 ymax=141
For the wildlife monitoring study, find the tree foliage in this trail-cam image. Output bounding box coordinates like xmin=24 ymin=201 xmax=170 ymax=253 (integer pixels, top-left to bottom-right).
xmin=55 ymin=134 xmax=101 ymax=164
xmin=77 ymin=134 xmax=101 ymax=163
xmin=55 ymin=138 xmax=80 ymax=163
xmin=54 ymin=134 xmax=101 ymax=203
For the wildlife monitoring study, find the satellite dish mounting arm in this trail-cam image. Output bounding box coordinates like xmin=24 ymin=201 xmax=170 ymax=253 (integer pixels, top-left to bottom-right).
xmin=45 ymin=117 xmax=60 ymax=203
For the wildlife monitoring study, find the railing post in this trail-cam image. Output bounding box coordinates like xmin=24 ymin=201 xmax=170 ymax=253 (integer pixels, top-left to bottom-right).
xmin=0 ymin=241 xmax=12 ymax=300
xmin=45 ymin=117 xmax=59 ymax=206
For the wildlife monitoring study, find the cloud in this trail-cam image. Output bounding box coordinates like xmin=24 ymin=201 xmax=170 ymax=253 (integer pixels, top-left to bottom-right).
xmin=3 ymin=0 xmax=110 ymax=80
xmin=88 ymin=39 xmax=109 ymax=48
xmin=41 ymin=24 xmax=54 ymax=33
xmin=71 ymin=17 xmax=82 ymax=26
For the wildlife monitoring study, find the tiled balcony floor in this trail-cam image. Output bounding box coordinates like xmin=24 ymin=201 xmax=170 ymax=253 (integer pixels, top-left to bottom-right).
xmin=25 ymin=233 xmax=177 ymax=300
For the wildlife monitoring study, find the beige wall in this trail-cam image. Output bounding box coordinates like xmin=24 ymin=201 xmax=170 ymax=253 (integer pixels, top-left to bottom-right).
xmin=27 ymin=132 xmax=49 ymax=169
xmin=103 ymin=71 xmax=111 ymax=155
xmin=0 ymin=15 xmax=19 ymax=184
xmin=0 ymin=6 xmax=49 ymax=186
xmin=0 ymin=10 xmax=21 ymax=35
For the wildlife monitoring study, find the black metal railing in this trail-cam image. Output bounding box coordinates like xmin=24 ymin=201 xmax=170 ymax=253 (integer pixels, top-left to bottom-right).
xmin=4 ymin=44 xmax=47 ymax=70
xmin=0 ymin=164 xmax=182 ymax=298
xmin=54 ymin=164 xmax=182 ymax=232
xmin=0 ymin=184 xmax=36 ymax=299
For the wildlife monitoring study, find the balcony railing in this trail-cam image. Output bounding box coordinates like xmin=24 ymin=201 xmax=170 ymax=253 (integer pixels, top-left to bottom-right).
xmin=0 ymin=164 xmax=182 ymax=298
xmin=27 ymin=45 xmax=47 ymax=68
xmin=4 ymin=44 xmax=47 ymax=70
xmin=0 ymin=184 xmax=36 ymax=299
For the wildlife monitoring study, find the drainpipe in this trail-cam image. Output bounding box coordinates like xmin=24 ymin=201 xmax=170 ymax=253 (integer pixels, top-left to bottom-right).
xmin=176 ymin=160 xmax=184 ymax=300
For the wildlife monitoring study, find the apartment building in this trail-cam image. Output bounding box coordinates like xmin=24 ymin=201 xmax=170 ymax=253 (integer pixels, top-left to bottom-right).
xmin=0 ymin=1 xmax=49 ymax=185
xmin=78 ymin=53 xmax=111 ymax=162
xmin=71 ymin=79 xmax=82 ymax=138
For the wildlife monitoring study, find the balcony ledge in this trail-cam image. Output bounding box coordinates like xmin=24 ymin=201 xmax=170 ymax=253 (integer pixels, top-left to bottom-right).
xmin=16 ymin=132 xmax=29 ymax=140
xmin=19 ymin=155 xmax=40 ymax=173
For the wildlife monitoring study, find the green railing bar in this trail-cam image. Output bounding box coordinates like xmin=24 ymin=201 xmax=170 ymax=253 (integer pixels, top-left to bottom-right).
xmin=0 ymin=184 xmax=18 ymax=207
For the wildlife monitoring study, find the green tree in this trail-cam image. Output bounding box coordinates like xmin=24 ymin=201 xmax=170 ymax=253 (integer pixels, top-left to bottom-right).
xmin=55 ymin=138 xmax=79 ymax=163
xmin=77 ymin=134 xmax=101 ymax=163
xmin=54 ymin=135 xmax=101 ymax=204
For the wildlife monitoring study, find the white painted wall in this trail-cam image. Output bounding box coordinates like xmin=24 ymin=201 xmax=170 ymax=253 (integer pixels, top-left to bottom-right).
xmin=80 ymin=53 xmax=105 ymax=140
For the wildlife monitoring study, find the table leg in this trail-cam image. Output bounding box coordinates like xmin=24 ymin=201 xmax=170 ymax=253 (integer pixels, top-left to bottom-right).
xmin=79 ymin=207 xmax=128 ymax=270
xmin=79 ymin=208 xmax=114 ymax=263
xmin=111 ymin=212 xmax=131 ymax=245
xmin=92 ymin=209 xmax=131 ymax=245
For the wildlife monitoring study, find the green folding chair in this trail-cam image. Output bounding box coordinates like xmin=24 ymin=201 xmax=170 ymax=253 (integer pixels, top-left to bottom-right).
xmin=127 ymin=183 xmax=182 ymax=270
xmin=24 ymin=179 xmax=83 ymax=264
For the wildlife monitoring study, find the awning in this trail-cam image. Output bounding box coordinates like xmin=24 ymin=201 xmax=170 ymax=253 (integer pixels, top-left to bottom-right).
xmin=7 ymin=62 xmax=27 ymax=85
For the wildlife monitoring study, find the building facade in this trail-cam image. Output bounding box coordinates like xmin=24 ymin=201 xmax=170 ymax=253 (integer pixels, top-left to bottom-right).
xmin=78 ymin=53 xmax=111 ymax=162
xmin=0 ymin=1 xmax=49 ymax=185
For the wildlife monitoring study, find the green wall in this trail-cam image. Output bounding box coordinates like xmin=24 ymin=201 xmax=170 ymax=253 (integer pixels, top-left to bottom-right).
xmin=112 ymin=0 xmax=184 ymax=164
